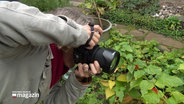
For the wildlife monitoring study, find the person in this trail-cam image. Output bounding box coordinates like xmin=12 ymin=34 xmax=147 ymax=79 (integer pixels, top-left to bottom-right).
xmin=0 ymin=1 xmax=103 ymax=104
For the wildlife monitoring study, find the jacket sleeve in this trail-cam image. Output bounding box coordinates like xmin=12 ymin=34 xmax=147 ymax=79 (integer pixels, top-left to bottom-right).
xmin=0 ymin=1 xmax=88 ymax=48
xmin=44 ymin=72 xmax=89 ymax=104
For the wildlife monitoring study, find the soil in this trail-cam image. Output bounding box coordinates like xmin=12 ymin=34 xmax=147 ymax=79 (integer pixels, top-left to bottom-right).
xmin=160 ymin=0 xmax=184 ymax=15
xmin=160 ymin=0 xmax=184 ymax=7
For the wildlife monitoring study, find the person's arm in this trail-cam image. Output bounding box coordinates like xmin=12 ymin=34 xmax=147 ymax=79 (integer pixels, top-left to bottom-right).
xmin=45 ymin=72 xmax=89 ymax=104
xmin=44 ymin=61 xmax=101 ymax=104
xmin=0 ymin=1 xmax=88 ymax=48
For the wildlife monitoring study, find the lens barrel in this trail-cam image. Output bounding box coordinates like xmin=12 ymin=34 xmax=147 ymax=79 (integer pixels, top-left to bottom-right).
xmin=73 ymin=45 xmax=120 ymax=73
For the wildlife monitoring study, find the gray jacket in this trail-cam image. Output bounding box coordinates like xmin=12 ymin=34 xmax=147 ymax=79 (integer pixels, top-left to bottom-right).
xmin=0 ymin=1 xmax=89 ymax=104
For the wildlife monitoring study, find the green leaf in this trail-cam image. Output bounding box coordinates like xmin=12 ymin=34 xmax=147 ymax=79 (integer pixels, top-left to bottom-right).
xmin=134 ymin=59 xmax=147 ymax=68
xmin=125 ymin=54 xmax=133 ymax=62
xmin=127 ymin=64 xmax=135 ymax=73
xmin=142 ymin=92 xmax=160 ymax=104
xmin=145 ymin=65 xmax=162 ymax=75
xmin=172 ymin=91 xmax=184 ymax=103
xmin=130 ymin=78 xmax=142 ymax=90
xmin=126 ymin=72 xmax=133 ymax=82
xmin=117 ymin=74 xmax=127 ymax=82
xmin=134 ymin=70 xmax=145 ymax=80
xmin=84 ymin=3 xmax=92 ymax=9
xmin=155 ymin=73 xmax=184 ymax=88
xmin=166 ymin=97 xmax=177 ymax=104
xmin=129 ymin=89 xmax=141 ymax=99
xmin=140 ymin=80 xmax=154 ymax=95
xmin=155 ymin=79 xmax=165 ymax=88
xmin=115 ymin=86 xmax=125 ymax=102
xmin=178 ymin=63 xmax=184 ymax=70
xmin=123 ymin=44 xmax=133 ymax=52
xmin=109 ymin=96 xmax=115 ymax=104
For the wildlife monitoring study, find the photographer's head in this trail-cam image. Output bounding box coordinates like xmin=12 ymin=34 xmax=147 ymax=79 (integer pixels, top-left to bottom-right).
xmin=50 ymin=7 xmax=93 ymax=25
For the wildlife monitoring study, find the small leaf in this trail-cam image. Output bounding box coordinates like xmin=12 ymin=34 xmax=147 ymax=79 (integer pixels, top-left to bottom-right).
xmin=115 ymin=86 xmax=125 ymax=102
xmin=127 ymin=65 xmax=135 ymax=73
xmin=125 ymin=54 xmax=133 ymax=62
xmin=100 ymin=80 xmax=109 ymax=87
xmin=117 ymin=74 xmax=127 ymax=82
xmin=123 ymin=44 xmax=133 ymax=52
xmin=130 ymin=78 xmax=142 ymax=90
xmin=84 ymin=3 xmax=92 ymax=9
xmin=134 ymin=70 xmax=145 ymax=80
xmin=105 ymin=88 xmax=115 ymax=99
xmin=178 ymin=63 xmax=184 ymax=70
xmin=142 ymin=92 xmax=160 ymax=104
xmin=108 ymin=80 xmax=115 ymax=89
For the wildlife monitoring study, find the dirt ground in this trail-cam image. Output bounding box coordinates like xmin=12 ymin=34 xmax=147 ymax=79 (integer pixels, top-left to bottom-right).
xmin=160 ymin=0 xmax=184 ymax=7
xmin=159 ymin=0 xmax=184 ymax=15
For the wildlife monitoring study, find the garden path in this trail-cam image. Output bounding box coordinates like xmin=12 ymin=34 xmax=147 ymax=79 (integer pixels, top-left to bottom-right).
xmin=114 ymin=24 xmax=183 ymax=51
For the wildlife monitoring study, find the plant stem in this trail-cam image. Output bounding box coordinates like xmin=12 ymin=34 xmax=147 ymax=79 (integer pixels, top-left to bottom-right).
xmin=92 ymin=0 xmax=103 ymax=28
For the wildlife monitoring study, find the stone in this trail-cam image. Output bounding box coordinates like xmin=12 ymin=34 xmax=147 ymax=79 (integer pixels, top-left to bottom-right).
xmin=157 ymin=45 xmax=171 ymax=52
xmin=145 ymin=32 xmax=184 ymax=49
xmin=119 ymin=29 xmax=128 ymax=34
xmin=130 ymin=30 xmax=145 ymax=37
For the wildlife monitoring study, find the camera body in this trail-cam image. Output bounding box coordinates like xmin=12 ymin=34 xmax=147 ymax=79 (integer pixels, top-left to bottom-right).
xmin=73 ymin=45 xmax=120 ymax=73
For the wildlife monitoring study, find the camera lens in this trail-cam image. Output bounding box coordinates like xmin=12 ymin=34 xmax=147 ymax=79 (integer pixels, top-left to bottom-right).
xmin=73 ymin=45 xmax=120 ymax=74
xmin=110 ymin=55 xmax=119 ymax=72
xmin=94 ymin=47 xmax=120 ymax=73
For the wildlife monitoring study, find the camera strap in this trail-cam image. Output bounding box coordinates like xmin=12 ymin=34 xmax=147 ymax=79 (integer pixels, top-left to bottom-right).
xmin=84 ymin=22 xmax=94 ymax=47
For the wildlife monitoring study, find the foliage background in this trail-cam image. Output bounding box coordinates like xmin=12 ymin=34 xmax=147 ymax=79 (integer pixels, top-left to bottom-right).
xmin=20 ymin=0 xmax=70 ymax=12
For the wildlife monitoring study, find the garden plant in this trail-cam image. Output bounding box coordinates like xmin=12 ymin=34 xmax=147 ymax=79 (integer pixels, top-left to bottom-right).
xmin=77 ymin=29 xmax=184 ymax=104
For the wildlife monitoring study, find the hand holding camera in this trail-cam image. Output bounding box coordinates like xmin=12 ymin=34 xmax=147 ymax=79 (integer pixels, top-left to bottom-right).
xmin=82 ymin=24 xmax=103 ymax=49
xmin=74 ymin=23 xmax=120 ymax=74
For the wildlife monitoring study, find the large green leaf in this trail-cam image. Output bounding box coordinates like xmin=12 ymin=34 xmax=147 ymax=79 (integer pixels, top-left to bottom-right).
xmin=155 ymin=73 xmax=184 ymax=88
xmin=145 ymin=65 xmax=162 ymax=75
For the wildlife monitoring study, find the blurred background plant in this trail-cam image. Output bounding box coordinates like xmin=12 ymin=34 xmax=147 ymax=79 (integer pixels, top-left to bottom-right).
xmin=80 ymin=0 xmax=122 ymax=16
xmin=121 ymin=0 xmax=160 ymax=15
xmin=20 ymin=0 xmax=70 ymax=12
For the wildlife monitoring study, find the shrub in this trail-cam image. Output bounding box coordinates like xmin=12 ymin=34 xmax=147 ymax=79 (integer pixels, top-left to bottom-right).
xmin=20 ymin=0 xmax=70 ymax=12
xmin=102 ymin=10 xmax=184 ymax=40
xmin=121 ymin=0 xmax=160 ymax=15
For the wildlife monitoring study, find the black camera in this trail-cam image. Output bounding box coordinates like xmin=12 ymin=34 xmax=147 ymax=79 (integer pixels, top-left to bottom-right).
xmin=73 ymin=45 xmax=120 ymax=73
